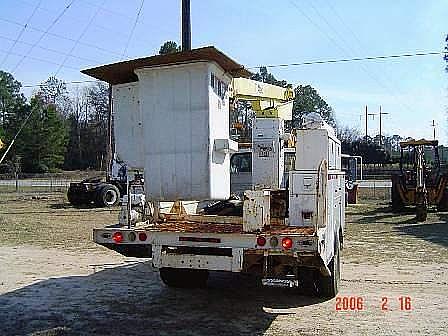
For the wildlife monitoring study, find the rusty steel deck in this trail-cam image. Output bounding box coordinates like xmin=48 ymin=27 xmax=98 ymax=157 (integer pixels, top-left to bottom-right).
xmin=142 ymin=220 xmax=315 ymax=236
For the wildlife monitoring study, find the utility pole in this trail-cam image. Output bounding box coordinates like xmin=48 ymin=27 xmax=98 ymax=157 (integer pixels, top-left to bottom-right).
xmin=364 ymin=105 xmax=375 ymax=142
xmin=365 ymin=105 xmax=368 ymax=142
xmin=181 ymin=0 xmax=191 ymax=51
xmin=378 ymin=105 xmax=389 ymax=146
xmin=431 ymin=120 xmax=436 ymax=140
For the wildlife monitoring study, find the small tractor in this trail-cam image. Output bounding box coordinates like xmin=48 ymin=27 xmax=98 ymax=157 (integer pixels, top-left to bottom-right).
xmin=391 ymin=139 xmax=448 ymax=221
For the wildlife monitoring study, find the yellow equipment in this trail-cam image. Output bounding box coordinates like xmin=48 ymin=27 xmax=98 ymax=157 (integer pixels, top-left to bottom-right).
xmin=231 ymin=77 xmax=294 ymax=120
xmin=391 ymin=139 xmax=448 ymax=221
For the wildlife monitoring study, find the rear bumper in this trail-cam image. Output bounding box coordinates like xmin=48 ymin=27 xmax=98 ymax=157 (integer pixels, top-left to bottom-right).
xmin=94 ymin=227 xmax=319 ymax=272
xmin=94 ymin=227 xmax=317 ymax=251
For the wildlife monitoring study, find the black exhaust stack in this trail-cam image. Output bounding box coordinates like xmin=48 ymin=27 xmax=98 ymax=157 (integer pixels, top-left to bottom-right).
xmin=181 ymin=0 xmax=191 ymax=51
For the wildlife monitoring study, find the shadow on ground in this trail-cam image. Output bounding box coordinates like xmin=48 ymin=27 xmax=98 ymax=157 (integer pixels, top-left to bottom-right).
xmin=396 ymin=217 xmax=448 ymax=248
xmin=49 ymin=202 xmax=113 ymax=210
xmin=347 ymin=203 xmax=443 ymax=225
xmin=0 ymin=262 xmax=326 ymax=336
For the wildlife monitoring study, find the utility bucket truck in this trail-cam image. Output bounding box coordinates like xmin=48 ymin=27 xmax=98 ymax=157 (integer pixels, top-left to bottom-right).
xmin=83 ymin=47 xmax=345 ymax=297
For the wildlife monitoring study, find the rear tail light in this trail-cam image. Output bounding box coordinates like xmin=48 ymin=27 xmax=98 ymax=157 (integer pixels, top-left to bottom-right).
xmin=282 ymin=237 xmax=293 ymax=249
xmin=138 ymin=232 xmax=148 ymax=241
xmin=256 ymin=236 xmax=266 ymax=246
xmin=112 ymin=232 xmax=123 ymax=244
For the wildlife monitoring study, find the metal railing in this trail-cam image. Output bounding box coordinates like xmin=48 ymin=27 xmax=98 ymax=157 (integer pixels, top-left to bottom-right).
xmin=0 ymin=172 xmax=104 ymax=193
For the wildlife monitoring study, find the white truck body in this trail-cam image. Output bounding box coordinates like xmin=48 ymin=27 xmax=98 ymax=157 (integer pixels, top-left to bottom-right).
xmin=84 ymin=47 xmax=344 ymax=296
xmin=252 ymin=118 xmax=285 ymax=189
xmin=135 ymin=62 xmax=236 ymax=201
xmin=94 ymin=120 xmax=342 ymax=268
xmin=113 ymin=82 xmax=144 ymax=170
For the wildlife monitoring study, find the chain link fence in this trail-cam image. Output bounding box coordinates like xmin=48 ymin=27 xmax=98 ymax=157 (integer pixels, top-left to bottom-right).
xmin=358 ymin=181 xmax=392 ymax=202
xmin=0 ymin=172 xmax=104 ymax=193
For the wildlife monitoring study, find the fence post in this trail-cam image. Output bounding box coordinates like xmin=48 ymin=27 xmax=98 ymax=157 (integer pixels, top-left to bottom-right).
xmin=15 ymin=171 xmax=19 ymax=192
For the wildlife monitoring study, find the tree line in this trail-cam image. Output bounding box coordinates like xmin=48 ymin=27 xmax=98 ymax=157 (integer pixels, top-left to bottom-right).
xmin=0 ymin=72 xmax=109 ymax=173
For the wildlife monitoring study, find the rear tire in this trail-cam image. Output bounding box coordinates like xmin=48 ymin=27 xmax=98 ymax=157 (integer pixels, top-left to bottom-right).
xmin=296 ymin=267 xmax=317 ymax=296
xmin=416 ymin=205 xmax=427 ymax=222
xmin=391 ymin=189 xmax=404 ymax=212
xmin=160 ymin=268 xmax=209 ymax=288
xmin=437 ymin=190 xmax=448 ymax=211
xmin=317 ymin=238 xmax=340 ymax=298
xmin=95 ymin=184 xmax=120 ymax=207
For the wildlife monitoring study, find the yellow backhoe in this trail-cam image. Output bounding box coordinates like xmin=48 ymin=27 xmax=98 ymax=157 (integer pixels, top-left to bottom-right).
xmin=391 ymin=139 xmax=448 ymax=221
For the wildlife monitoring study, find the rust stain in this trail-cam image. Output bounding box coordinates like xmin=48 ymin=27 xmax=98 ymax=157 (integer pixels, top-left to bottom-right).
xmin=144 ymin=219 xmax=315 ymax=236
xmin=263 ymin=225 xmax=315 ymax=235
xmin=144 ymin=221 xmax=243 ymax=234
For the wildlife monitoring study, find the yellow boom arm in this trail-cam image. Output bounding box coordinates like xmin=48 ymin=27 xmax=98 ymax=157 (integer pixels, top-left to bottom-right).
xmin=231 ymin=77 xmax=294 ymax=120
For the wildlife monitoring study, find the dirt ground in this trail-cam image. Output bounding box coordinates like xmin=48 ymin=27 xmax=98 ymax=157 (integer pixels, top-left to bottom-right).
xmin=0 ymin=193 xmax=447 ymax=336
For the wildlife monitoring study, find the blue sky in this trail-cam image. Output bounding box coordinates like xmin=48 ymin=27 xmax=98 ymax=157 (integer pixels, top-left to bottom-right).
xmin=0 ymin=0 xmax=447 ymax=143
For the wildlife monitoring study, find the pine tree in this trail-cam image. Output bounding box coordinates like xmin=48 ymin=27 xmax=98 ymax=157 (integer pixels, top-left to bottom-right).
xmin=15 ymin=97 xmax=68 ymax=172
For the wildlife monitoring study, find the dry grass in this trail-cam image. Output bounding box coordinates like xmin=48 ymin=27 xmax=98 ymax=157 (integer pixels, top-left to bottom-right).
xmin=345 ymin=201 xmax=448 ymax=264
xmin=0 ymin=192 xmax=118 ymax=251
xmin=357 ymin=187 xmax=391 ymax=201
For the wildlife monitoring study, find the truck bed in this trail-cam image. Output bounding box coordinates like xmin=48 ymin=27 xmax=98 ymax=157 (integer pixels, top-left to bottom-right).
xmin=142 ymin=220 xmax=315 ymax=236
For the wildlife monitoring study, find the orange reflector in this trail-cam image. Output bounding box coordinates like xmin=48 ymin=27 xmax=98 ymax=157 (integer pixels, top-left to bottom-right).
xmin=282 ymin=237 xmax=293 ymax=249
xmin=112 ymin=231 xmax=123 ymax=244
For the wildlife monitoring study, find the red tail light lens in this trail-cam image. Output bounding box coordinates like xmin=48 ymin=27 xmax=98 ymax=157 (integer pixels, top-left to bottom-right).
xmin=282 ymin=237 xmax=293 ymax=249
xmin=139 ymin=232 xmax=148 ymax=241
xmin=257 ymin=236 xmax=266 ymax=246
xmin=112 ymin=231 xmax=123 ymax=244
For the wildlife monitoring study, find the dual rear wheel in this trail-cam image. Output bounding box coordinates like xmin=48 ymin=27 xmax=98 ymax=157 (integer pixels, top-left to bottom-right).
xmin=159 ymin=239 xmax=341 ymax=298
xmin=316 ymin=238 xmax=341 ymax=298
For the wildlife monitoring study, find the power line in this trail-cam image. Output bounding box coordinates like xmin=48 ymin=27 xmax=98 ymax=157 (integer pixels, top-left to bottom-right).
xmin=248 ymin=51 xmax=445 ymax=69
xmin=21 ymin=80 xmax=100 ymax=88
xmin=307 ymin=0 xmax=354 ymax=55
xmin=324 ymin=1 xmax=367 ymax=55
xmin=320 ymin=0 xmax=420 ymax=126
xmin=14 ymin=49 xmax=446 ymax=88
xmin=0 ymin=0 xmax=42 ymax=68
xmin=76 ymin=0 xmax=138 ymax=22
xmin=121 ymin=0 xmax=145 ymax=60
xmin=54 ymin=0 xmax=106 ymax=76
xmin=0 ymin=34 xmax=99 ymax=64
xmin=15 ymin=0 xmax=136 ymax=22
xmin=285 ymin=0 xmax=436 ymax=125
xmin=288 ymin=0 xmax=347 ymax=58
xmin=0 ymin=106 xmax=35 ymax=165
xmin=14 ymin=0 xmax=164 ymax=51
xmin=0 ymin=47 xmax=79 ymax=70
xmin=304 ymin=0 xmax=402 ymax=98
xmin=11 ymin=0 xmax=77 ymax=73
xmin=0 ymin=17 xmax=122 ymax=58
